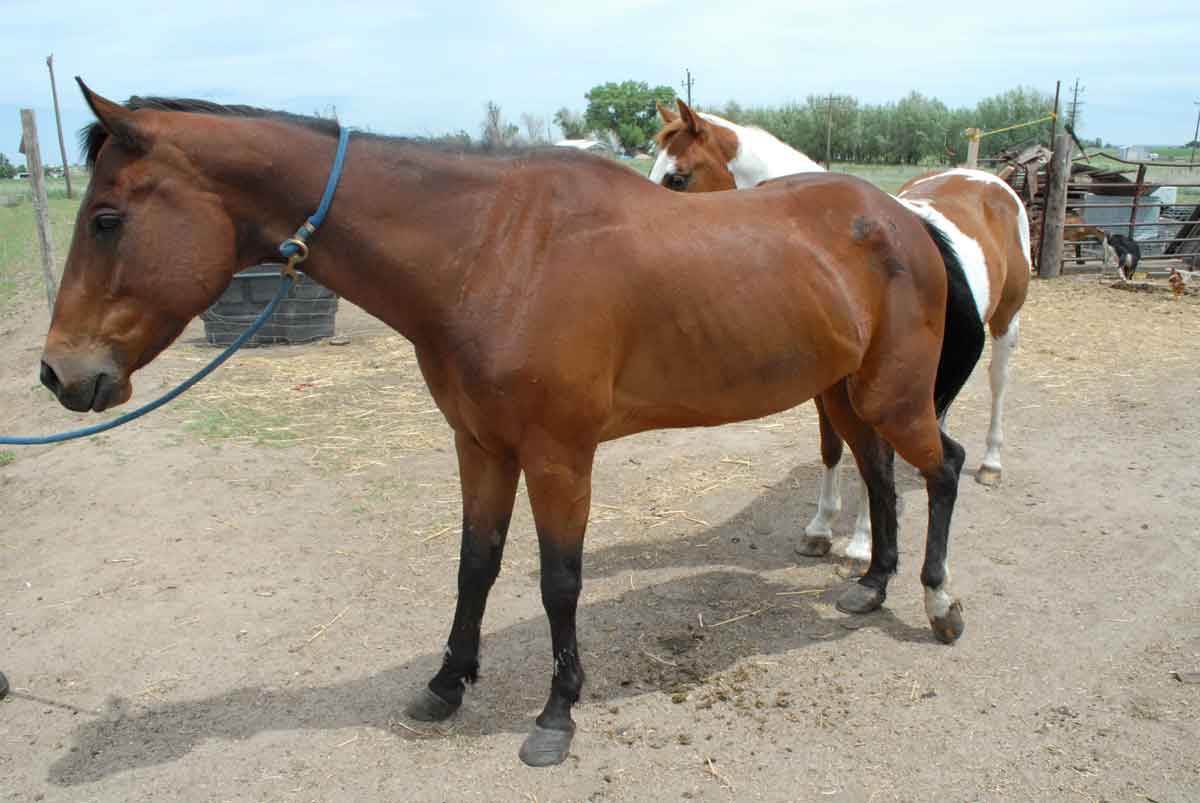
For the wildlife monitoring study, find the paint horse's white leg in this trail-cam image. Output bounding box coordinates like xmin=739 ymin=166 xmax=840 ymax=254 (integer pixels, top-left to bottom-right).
xmin=977 ymin=315 xmax=1019 ymax=486
xmin=841 ymin=480 xmax=872 ymax=562
xmin=803 ymin=462 xmax=842 ymax=544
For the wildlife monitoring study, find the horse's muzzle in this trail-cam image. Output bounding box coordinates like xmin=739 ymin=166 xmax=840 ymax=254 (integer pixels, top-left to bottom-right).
xmin=40 ymin=356 xmax=128 ymax=413
xmin=663 ymin=173 xmax=691 ymax=192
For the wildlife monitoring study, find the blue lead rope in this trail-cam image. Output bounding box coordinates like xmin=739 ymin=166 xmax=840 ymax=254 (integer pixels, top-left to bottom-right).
xmin=0 ymin=127 xmax=351 ymax=447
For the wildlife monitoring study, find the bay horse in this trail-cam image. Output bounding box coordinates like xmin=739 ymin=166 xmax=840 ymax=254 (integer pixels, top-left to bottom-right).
xmin=653 ymin=100 xmax=1029 ymax=562
xmin=41 ymin=82 xmax=984 ymax=766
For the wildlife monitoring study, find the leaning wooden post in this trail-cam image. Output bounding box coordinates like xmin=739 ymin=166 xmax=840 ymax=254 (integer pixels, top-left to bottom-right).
xmin=46 ymin=54 xmax=73 ymax=199
xmin=1038 ymin=129 xmax=1071 ymax=278
xmin=19 ymin=109 xmax=59 ymax=311
xmin=965 ymin=128 xmax=981 ymax=168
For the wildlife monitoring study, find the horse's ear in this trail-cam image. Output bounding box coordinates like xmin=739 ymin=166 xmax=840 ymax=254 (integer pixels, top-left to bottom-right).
xmin=677 ymin=100 xmax=703 ymax=135
xmin=76 ymin=77 xmax=148 ymax=153
xmin=657 ymin=100 xmax=678 ymax=124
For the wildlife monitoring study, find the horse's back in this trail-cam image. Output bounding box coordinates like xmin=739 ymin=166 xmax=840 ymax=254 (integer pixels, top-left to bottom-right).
xmin=897 ymin=168 xmax=1030 ymax=329
xmin=560 ymin=171 xmax=952 ymax=438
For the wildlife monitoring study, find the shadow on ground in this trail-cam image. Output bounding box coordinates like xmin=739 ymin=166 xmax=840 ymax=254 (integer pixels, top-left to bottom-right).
xmin=47 ymin=459 xmax=937 ymax=785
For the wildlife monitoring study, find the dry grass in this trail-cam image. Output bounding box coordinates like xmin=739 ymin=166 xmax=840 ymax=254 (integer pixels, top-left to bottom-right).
xmin=1018 ymin=276 xmax=1200 ymax=414
xmin=161 ymin=324 xmax=441 ymax=472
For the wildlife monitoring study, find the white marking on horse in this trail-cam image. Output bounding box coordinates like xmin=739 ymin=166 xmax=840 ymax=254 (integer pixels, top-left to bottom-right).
xmin=648 ymin=152 xmax=678 ymax=185
xmin=698 ymin=113 xmax=825 ymax=188
xmin=895 ymin=197 xmax=990 ymax=321
xmin=924 ymin=560 xmax=953 ymax=620
xmin=981 ymin=314 xmax=1019 ymax=475
xmin=805 ymin=462 xmax=842 ymax=540
xmin=842 ymin=481 xmax=872 ymax=562
xmin=907 ymin=168 xmax=1031 ymax=267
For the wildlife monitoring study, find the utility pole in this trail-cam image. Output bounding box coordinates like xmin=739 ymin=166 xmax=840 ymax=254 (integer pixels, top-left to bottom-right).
xmin=825 ymin=93 xmax=836 ymax=169
xmin=1191 ymin=101 xmax=1200 ymax=170
xmin=45 ymin=53 xmax=72 ymax=199
xmin=681 ymin=69 xmax=694 ymax=106
xmin=1066 ymin=78 xmax=1084 ymax=130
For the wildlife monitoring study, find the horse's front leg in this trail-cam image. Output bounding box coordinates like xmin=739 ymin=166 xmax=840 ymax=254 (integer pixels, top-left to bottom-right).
xmin=406 ymin=431 xmax=519 ymax=722
xmin=517 ymin=437 xmax=596 ymax=767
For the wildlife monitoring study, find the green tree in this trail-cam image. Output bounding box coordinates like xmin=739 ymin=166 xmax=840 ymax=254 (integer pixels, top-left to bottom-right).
xmin=0 ymin=153 xmax=15 ymax=180
xmin=584 ymin=80 xmax=676 ymax=152
xmin=554 ymin=107 xmax=587 ymax=139
xmin=972 ymin=86 xmax=1055 ymax=157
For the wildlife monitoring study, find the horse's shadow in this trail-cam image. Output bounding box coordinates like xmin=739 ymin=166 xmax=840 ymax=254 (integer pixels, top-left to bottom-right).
xmin=48 ymin=458 xmax=932 ymax=786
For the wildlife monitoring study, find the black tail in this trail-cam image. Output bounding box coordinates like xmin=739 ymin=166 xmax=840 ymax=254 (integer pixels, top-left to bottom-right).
xmin=922 ymin=219 xmax=985 ymax=417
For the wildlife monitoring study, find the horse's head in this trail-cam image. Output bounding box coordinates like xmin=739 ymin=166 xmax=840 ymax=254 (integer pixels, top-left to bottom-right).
xmin=41 ymin=81 xmax=268 ymax=412
xmin=648 ymin=100 xmax=739 ymax=193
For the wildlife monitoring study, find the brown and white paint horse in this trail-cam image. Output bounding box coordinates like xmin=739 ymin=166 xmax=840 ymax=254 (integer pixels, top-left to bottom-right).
xmin=653 ymin=100 xmax=1030 ymax=562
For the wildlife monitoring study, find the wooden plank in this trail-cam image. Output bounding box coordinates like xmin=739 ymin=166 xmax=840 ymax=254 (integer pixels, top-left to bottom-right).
xmin=20 ymin=109 xmax=59 ymax=312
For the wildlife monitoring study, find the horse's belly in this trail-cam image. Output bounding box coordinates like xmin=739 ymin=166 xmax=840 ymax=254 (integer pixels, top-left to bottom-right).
xmin=605 ymin=334 xmax=861 ymax=439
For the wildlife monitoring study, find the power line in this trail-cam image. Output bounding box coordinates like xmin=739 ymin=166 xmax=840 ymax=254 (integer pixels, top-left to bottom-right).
xmin=680 ymin=69 xmax=695 ymax=106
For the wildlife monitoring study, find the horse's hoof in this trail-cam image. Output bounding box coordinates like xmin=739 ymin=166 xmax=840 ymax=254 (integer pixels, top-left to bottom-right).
xmin=796 ymin=534 xmax=832 ymax=557
xmin=404 ymin=686 xmax=460 ymax=722
xmin=836 ymin=582 xmax=884 ymax=615
xmin=975 ymin=465 xmax=1002 ymax=486
xmin=929 ymin=600 xmax=965 ymax=644
xmin=0 ymin=671 xmax=8 ymax=700
xmin=519 ymin=723 xmax=575 ymax=767
xmin=841 ymin=536 xmax=871 ymax=563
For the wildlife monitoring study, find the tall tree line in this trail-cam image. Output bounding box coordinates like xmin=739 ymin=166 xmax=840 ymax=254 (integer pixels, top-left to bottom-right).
xmin=709 ymin=86 xmax=1055 ymax=164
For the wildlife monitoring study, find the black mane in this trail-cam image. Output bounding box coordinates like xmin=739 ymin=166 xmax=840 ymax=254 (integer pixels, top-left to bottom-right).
xmin=81 ymin=96 xmax=340 ymax=167
xmin=80 ymin=95 xmax=579 ymax=168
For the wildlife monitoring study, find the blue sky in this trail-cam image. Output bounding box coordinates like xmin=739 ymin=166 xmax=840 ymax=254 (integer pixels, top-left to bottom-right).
xmin=3 ymin=0 xmax=1197 ymax=167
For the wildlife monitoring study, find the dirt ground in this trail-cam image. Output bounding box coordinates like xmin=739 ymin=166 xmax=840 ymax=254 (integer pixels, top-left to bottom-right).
xmin=2 ymin=277 xmax=1198 ymax=802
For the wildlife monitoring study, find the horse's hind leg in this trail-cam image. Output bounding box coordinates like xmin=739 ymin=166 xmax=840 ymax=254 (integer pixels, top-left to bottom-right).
xmin=517 ymin=436 xmax=596 ymax=767
xmin=407 ymin=431 xmax=519 ymax=722
xmin=920 ymin=431 xmax=967 ymax=643
xmin=799 ymin=398 xmax=844 ymax=557
xmin=818 ymin=382 xmax=898 ymax=614
xmin=870 ymin=407 xmax=968 ymax=644
xmin=846 ymin=482 xmax=873 ymax=562
xmin=977 ymin=315 xmax=1019 ymax=486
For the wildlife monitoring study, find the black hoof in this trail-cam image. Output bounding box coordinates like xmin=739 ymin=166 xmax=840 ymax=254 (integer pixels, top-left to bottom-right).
xmin=930 ymin=600 xmax=965 ymax=644
xmin=796 ymin=534 xmax=833 ymax=557
xmin=404 ymin=686 xmax=460 ymax=722
xmin=0 ymin=671 xmax=8 ymax=700
xmin=836 ymin=582 xmax=884 ymax=615
xmin=518 ymin=723 xmax=575 ymax=767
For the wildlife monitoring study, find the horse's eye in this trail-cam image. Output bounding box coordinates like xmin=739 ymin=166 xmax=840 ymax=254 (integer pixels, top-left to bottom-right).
xmin=94 ymin=213 xmax=122 ymax=233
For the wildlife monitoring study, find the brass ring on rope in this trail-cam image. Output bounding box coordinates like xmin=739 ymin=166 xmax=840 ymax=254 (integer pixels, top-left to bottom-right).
xmin=281 ymin=237 xmax=310 ymax=278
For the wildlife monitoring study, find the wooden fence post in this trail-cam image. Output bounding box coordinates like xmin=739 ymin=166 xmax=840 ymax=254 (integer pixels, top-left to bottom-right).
xmin=965 ymin=129 xmax=981 ymax=168
xmin=1038 ymin=129 xmax=1071 ymax=278
xmin=46 ymin=54 xmax=73 ymax=199
xmin=19 ymin=109 xmax=59 ymax=312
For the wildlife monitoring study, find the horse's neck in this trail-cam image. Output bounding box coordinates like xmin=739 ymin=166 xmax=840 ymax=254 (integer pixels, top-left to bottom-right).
xmin=260 ymin=140 xmax=496 ymax=346
xmin=722 ymin=123 xmax=825 ymax=187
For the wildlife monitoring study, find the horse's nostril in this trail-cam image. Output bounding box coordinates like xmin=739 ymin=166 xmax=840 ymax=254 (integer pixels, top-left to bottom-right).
xmin=40 ymin=360 xmax=62 ymax=396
